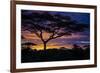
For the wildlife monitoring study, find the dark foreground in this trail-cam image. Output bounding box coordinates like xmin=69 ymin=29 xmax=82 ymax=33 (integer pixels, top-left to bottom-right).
xmin=21 ymin=47 xmax=90 ymax=63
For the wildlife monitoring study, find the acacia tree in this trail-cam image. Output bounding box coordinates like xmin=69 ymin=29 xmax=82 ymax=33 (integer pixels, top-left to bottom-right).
xmin=21 ymin=10 xmax=89 ymax=50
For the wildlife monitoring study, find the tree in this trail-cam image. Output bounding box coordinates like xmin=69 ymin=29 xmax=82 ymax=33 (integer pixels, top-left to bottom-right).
xmin=21 ymin=42 xmax=37 ymax=49
xmin=21 ymin=10 xmax=89 ymax=50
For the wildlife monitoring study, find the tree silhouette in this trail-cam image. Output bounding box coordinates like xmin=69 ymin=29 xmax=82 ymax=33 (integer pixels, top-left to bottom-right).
xmin=22 ymin=10 xmax=89 ymax=50
xmin=21 ymin=42 xmax=37 ymax=49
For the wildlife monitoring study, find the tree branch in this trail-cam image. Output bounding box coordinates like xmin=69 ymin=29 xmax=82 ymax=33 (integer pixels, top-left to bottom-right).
xmin=53 ymin=35 xmax=63 ymax=39
xmin=40 ymin=30 xmax=45 ymax=42
xmin=32 ymin=28 xmax=41 ymax=38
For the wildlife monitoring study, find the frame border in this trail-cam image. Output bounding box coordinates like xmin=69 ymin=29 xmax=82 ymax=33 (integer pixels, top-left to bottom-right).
xmin=10 ymin=1 xmax=97 ymax=73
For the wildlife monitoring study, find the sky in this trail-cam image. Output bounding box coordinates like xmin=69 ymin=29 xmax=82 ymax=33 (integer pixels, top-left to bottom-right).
xmin=21 ymin=10 xmax=90 ymax=50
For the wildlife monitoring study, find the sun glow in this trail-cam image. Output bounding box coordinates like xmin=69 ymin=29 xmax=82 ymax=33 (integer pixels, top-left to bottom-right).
xmin=31 ymin=43 xmax=73 ymax=50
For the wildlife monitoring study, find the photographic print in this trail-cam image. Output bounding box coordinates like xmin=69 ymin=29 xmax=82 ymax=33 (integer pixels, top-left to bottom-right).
xmin=11 ymin=1 xmax=97 ymax=72
xmin=21 ymin=10 xmax=90 ymax=63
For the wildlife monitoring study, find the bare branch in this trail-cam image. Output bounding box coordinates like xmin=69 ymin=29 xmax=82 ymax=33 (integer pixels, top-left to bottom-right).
xmin=40 ymin=30 xmax=45 ymax=42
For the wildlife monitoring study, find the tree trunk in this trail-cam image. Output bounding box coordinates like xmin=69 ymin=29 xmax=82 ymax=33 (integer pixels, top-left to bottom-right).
xmin=43 ymin=42 xmax=47 ymax=50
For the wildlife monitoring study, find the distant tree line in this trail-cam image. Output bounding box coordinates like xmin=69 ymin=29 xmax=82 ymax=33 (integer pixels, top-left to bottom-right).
xmin=21 ymin=44 xmax=90 ymax=63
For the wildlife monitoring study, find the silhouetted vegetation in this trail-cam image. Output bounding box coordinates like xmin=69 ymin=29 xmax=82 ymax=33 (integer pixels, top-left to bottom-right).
xmin=21 ymin=44 xmax=90 ymax=63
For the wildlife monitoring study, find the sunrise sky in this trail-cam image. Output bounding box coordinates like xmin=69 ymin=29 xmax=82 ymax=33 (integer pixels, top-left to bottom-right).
xmin=21 ymin=10 xmax=90 ymax=50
